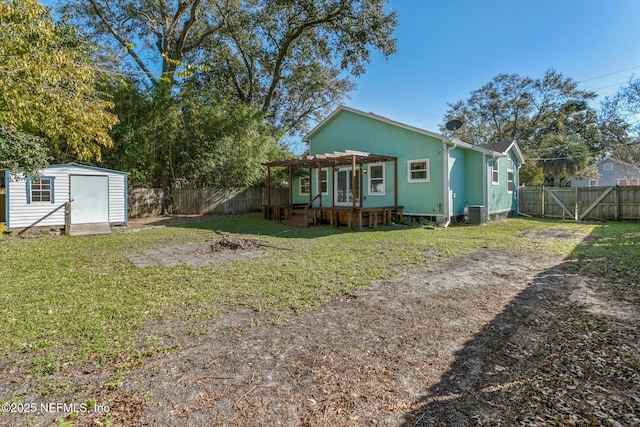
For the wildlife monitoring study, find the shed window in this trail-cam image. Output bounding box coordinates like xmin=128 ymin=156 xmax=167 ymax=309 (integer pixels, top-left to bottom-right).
xmin=589 ymin=179 xmax=599 ymax=187
xmin=408 ymin=159 xmax=430 ymax=183
xmin=507 ymin=169 xmax=514 ymax=194
xmin=299 ymin=176 xmax=310 ymax=195
xmin=369 ymin=163 xmax=385 ymax=195
xmin=492 ymin=161 xmax=499 ymax=185
xmin=27 ymin=177 xmax=54 ymax=204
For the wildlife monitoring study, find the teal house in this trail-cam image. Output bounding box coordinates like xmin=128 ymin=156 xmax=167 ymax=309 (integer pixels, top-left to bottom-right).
xmin=264 ymin=106 xmax=525 ymax=229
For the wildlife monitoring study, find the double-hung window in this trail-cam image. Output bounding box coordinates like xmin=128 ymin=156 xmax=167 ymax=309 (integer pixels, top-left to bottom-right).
xmin=507 ymin=169 xmax=514 ymax=194
xmin=317 ymin=169 xmax=328 ymax=195
xmin=299 ymin=176 xmax=310 ymax=195
xmin=492 ymin=161 xmax=499 ymax=185
xmin=408 ymin=159 xmax=430 ymax=183
xmin=368 ymin=163 xmax=385 ymax=195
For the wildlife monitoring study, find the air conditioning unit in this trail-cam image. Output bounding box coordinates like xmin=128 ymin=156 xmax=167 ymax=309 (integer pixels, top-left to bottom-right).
xmin=467 ymin=205 xmax=487 ymax=225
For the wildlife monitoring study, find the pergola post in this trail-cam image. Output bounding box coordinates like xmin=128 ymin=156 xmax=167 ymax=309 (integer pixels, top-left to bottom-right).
xmin=288 ymin=165 xmax=293 ymax=206
xmin=267 ymin=166 xmax=272 ymax=205
xmin=351 ymin=154 xmax=356 ymax=230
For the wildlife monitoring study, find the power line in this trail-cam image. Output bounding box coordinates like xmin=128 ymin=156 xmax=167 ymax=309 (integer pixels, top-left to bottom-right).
xmin=578 ymin=65 xmax=640 ymax=83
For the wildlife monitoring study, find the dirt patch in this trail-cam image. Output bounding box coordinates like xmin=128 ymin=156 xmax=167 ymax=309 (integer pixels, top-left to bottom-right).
xmin=3 ymin=248 xmax=638 ymax=426
xmin=126 ymin=214 xmax=225 ymax=230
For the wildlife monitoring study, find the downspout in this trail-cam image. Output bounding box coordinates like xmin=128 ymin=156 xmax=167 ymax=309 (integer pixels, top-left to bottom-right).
xmin=442 ymin=141 xmax=451 ymax=228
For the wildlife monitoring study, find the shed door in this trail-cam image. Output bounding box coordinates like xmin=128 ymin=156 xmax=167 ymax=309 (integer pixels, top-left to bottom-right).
xmin=70 ymin=175 xmax=109 ymax=224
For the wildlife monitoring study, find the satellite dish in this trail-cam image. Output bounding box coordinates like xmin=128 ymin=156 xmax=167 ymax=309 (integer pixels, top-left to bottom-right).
xmin=445 ymin=119 xmax=463 ymax=131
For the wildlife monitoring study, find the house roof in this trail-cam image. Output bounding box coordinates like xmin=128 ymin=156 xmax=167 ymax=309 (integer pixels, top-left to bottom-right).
xmin=475 ymin=140 xmax=526 ymax=165
xmin=264 ymin=150 xmax=396 ymax=168
xmin=303 ymin=106 xmax=475 ymax=149
xmin=594 ymin=157 xmax=640 ymax=170
xmin=300 ymin=105 xmax=526 ymax=164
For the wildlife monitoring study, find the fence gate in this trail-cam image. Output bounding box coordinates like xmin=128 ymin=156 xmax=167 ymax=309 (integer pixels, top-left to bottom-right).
xmin=519 ymin=185 xmax=640 ymax=221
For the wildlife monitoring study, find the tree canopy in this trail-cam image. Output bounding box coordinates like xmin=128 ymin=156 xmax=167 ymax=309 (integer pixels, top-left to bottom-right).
xmin=442 ymin=70 xmax=599 ymax=149
xmin=442 ymin=70 xmax=601 ymax=185
xmin=62 ymin=0 xmax=398 ymax=134
xmin=599 ymin=78 xmax=640 ymax=165
xmin=0 ymin=0 xmax=117 ymax=164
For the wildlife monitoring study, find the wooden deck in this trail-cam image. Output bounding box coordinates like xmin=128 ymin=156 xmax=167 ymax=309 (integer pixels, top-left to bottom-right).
xmin=263 ymin=204 xmax=403 ymax=231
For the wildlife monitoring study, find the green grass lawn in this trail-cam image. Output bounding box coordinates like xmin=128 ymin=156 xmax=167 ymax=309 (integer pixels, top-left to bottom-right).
xmin=2 ymin=215 xmax=634 ymax=374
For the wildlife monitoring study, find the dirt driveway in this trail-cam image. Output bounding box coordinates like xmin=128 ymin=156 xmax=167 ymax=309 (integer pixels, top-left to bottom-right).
xmin=90 ymin=244 xmax=634 ymax=426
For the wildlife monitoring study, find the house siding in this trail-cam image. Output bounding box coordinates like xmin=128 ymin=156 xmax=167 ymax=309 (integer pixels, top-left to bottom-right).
xmin=487 ymin=153 xmax=519 ymax=214
xmin=464 ymin=150 xmax=484 ymax=207
xmin=7 ymin=164 xmax=127 ymax=231
xmin=449 ymin=147 xmax=467 ymax=215
xmin=308 ymin=110 xmax=445 ymax=215
xmin=572 ymin=158 xmax=640 ymax=187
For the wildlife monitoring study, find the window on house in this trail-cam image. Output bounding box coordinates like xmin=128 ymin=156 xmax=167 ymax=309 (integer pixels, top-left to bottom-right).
xmin=507 ymin=169 xmax=514 ymax=194
xmin=299 ymin=176 xmax=310 ymax=195
xmin=408 ymin=159 xmax=429 ymax=182
xmin=28 ymin=177 xmax=53 ymax=203
xmin=618 ymin=178 xmax=638 ymax=186
xmin=317 ymin=169 xmax=328 ymax=195
xmin=492 ymin=161 xmax=499 ymax=185
xmin=369 ymin=163 xmax=385 ymax=195
xmin=589 ymin=179 xmax=599 ymax=187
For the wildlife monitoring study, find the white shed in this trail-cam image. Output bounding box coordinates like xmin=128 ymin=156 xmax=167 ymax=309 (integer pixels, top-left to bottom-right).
xmin=4 ymin=163 xmax=128 ymax=235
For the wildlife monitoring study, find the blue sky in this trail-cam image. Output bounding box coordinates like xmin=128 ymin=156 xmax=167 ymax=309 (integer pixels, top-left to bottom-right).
xmin=346 ymin=0 xmax=640 ymax=133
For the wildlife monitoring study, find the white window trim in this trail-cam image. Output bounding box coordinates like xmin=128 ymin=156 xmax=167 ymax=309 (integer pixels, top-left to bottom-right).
xmin=407 ymin=159 xmax=430 ymax=183
xmin=316 ymin=168 xmax=329 ymax=195
xmin=589 ymin=179 xmax=599 ymax=187
xmin=299 ymin=176 xmax=310 ymax=195
xmin=368 ymin=163 xmax=385 ymax=195
xmin=507 ymin=169 xmax=514 ymax=194
xmin=492 ymin=161 xmax=499 ymax=185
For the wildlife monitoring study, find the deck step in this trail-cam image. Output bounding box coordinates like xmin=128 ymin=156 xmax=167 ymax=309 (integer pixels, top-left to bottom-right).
xmin=68 ymin=222 xmax=111 ymax=236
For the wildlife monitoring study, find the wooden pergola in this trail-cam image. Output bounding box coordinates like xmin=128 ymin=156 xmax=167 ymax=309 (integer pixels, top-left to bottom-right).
xmin=263 ymin=150 xmax=402 ymax=229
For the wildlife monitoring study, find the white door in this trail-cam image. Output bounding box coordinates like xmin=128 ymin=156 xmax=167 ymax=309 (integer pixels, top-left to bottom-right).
xmin=334 ymin=168 xmax=360 ymax=206
xmin=70 ymin=175 xmax=109 ymax=224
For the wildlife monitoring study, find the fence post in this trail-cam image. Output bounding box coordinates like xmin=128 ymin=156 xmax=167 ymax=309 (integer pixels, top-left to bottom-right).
xmin=615 ymin=186 xmax=619 ymax=220
xmin=541 ymin=186 xmax=545 ymax=217
xmin=64 ymin=201 xmax=71 ymax=235
xmin=574 ymin=187 xmax=579 ymax=221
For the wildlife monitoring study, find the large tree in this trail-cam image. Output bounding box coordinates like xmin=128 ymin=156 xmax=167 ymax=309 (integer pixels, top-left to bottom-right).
xmin=61 ymin=0 xmax=398 ymax=134
xmin=0 ymin=0 xmax=116 ymax=164
xmin=442 ymin=70 xmax=599 ymax=150
xmin=599 ymin=78 xmax=640 ymax=165
xmin=442 ymin=70 xmax=601 ymax=185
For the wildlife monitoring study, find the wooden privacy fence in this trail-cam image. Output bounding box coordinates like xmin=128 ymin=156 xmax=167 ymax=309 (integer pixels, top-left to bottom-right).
xmin=129 ymin=187 xmax=288 ymax=218
xmin=519 ymin=186 xmax=640 ymax=221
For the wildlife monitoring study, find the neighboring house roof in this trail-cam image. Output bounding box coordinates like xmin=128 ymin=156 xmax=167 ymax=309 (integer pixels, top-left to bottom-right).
xmin=593 ymin=157 xmax=640 ymax=170
xmin=303 ymin=106 xmax=525 ymax=164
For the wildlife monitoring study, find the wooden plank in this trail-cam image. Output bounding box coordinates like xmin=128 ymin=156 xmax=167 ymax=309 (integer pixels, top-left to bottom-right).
xmin=579 ymin=187 xmax=614 ymax=220
xmin=68 ymin=222 xmax=111 ymax=236
xmin=544 ymin=187 xmax=574 ymax=219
